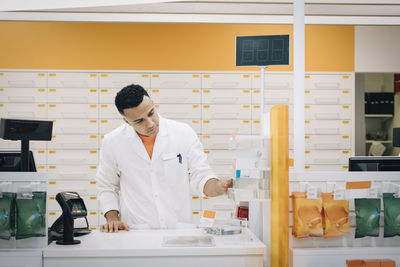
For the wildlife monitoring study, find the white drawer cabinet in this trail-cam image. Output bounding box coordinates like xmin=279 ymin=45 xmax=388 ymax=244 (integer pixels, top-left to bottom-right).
xmin=151 ymin=73 xmax=201 ymax=89
xmin=252 ymin=89 xmax=293 ymax=105
xmin=33 ymin=150 xmax=47 ymax=165
xmin=202 ymin=89 xmax=251 ymax=104
xmin=155 ymin=104 xmax=201 ymax=119
xmin=252 ymin=105 xmax=293 ymax=120
xmin=304 ymin=150 xmax=351 ymax=165
xmin=205 ymin=149 xmax=235 ymax=165
xmin=305 ymin=74 xmax=352 ymax=90
xmin=99 ymin=104 xmax=120 ymax=119
xmin=202 ymin=195 xmax=233 ymax=210
xmin=252 ymin=119 xmax=293 ymax=135
xmin=48 ymin=104 xmax=98 ymax=119
xmin=151 ymin=88 xmax=201 ymax=104
xmin=99 ymin=119 xmax=124 ymax=134
xmin=47 ymin=150 xmax=98 ymax=165
xmin=179 ymin=120 xmax=201 ymax=134
xmin=0 ymin=103 xmax=47 ymax=119
xmin=202 ymin=73 xmax=251 ymax=89
xmin=0 ymin=139 xmax=46 ymax=149
xmin=47 ymin=165 xmax=98 ymax=180
xmin=99 ymin=73 xmax=150 ymax=88
xmin=47 ymin=179 xmax=97 ymax=196
xmin=304 ymin=164 xmax=349 ymax=171
xmin=191 ymin=196 xmax=201 ymax=210
xmin=202 ymin=120 xmax=251 ymax=135
xmin=252 ymin=73 xmax=293 ymax=89
xmin=305 ymin=135 xmax=351 ymax=150
xmin=305 ymin=105 xmax=351 ymax=120
xmin=0 ymin=71 xmax=47 ymax=87
xmin=48 ymin=134 xmax=99 ymax=150
xmin=305 ymin=120 xmax=351 ymax=135
xmin=52 ymin=119 xmax=99 ymax=134
xmin=48 ymin=73 xmax=98 ymax=88
xmin=0 ymin=87 xmax=46 ymax=103
xmin=99 ymin=88 xmax=119 ymax=103
xmin=202 ymin=104 xmax=251 ymax=120
xmin=305 ymin=90 xmax=351 ymax=105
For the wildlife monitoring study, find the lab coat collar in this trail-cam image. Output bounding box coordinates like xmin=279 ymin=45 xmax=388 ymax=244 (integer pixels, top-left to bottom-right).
xmin=124 ymin=115 xmax=168 ymax=162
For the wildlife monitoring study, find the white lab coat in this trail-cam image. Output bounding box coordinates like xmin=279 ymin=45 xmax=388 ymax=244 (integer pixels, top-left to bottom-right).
xmin=96 ymin=116 xmax=217 ymax=229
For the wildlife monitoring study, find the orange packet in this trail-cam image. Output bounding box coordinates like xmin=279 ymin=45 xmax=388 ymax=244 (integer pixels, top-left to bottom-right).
xmin=322 ymin=193 xmax=350 ymax=238
xmin=292 ymin=192 xmax=323 ymax=238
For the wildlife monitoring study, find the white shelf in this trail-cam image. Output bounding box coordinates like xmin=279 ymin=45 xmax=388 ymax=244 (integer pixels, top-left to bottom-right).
xmin=365 ymin=114 xmax=393 ymax=118
xmin=365 ymin=140 xmax=392 ymax=144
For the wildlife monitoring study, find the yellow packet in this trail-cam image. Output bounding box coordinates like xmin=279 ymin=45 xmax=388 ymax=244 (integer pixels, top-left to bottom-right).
xmin=323 ymin=199 xmax=350 ymax=238
xmin=292 ymin=192 xmax=323 ymax=238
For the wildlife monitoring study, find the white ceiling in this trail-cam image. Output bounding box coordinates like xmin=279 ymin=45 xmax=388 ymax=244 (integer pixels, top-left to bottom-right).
xmin=1 ymin=0 xmax=400 ymax=24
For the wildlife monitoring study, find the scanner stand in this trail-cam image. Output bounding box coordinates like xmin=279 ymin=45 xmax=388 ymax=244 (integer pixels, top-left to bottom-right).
xmin=56 ymin=210 xmax=81 ymax=245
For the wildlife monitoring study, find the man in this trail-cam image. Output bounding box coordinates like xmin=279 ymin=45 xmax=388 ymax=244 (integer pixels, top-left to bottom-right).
xmin=96 ymin=84 xmax=233 ymax=233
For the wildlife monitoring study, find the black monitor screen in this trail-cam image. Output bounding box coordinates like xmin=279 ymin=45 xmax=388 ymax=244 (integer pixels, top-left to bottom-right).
xmin=236 ymin=35 xmax=290 ymax=66
xmin=349 ymin=156 xmax=400 ymax=172
xmin=0 ymin=151 xmax=36 ymax=172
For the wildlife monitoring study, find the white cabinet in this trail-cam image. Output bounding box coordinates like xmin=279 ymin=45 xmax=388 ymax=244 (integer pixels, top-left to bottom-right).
xmin=151 ymin=88 xmax=201 ymax=104
xmin=99 ymin=119 xmax=124 ymax=134
xmin=48 ymin=135 xmax=99 ymax=150
xmin=305 ymin=105 xmax=351 ymax=120
xmin=252 ymin=73 xmax=293 ymax=89
xmin=305 ymin=74 xmax=352 ymax=90
xmin=0 ymin=103 xmax=47 ymax=119
xmin=99 ymin=73 xmax=150 ymax=89
xmin=304 ymin=150 xmax=351 ymax=165
xmin=155 ymin=104 xmax=201 ymax=119
xmin=202 ymin=120 xmax=251 ymax=135
xmin=305 ymin=90 xmax=351 ymax=105
xmin=202 ymin=89 xmax=251 ymax=104
xmin=48 ymin=88 xmax=98 ymax=103
xmin=252 ymin=104 xmax=293 ymax=120
xmin=0 ymin=87 xmax=46 ymax=103
xmin=99 ymin=104 xmax=120 ymax=119
xmin=48 ymin=104 xmax=98 ymax=119
xmin=52 ymin=119 xmax=99 ymax=134
xmin=47 ymin=165 xmax=97 ymax=180
xmin=305 ymin=135 xmax=351 ymax=150
xmin=202 ymin=73 xmax=251 ymax=89
xmin=202 ymin=104 xmax=251 ymax=120
xmin=305 ymin=120 xmax=351 ymax=135
xmin=151 ymin=73 xmax=201 ymax=89
xmin=47 ymin=150 xmax=98 ymax=165
xmin=252 ymin=89 xmax=293 ymax=105
xmin=179 ymin=120 xmax=201 ymax=134
xmin=48 ymin=72 xmax=98 ymax=88
xmin=0 ymin=71 xmax=47 ymax=87
xmin=205 ymin=150 xmax=235 ymax=165
xmin=47 ymin=179 xmax=97 ymax=196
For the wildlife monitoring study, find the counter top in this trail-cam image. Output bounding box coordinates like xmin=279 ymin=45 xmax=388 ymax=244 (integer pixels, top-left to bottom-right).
xmin=44 ymin=228 xmax=266 ymax=258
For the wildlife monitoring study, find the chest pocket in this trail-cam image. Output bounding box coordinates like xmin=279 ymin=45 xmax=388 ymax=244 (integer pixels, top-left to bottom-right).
xmin=162 ymin=152 xmax=186 ymax=186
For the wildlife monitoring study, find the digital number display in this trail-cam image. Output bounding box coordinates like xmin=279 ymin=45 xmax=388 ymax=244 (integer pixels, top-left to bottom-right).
xmin=236 ymin=35 xmax=290 ymax=66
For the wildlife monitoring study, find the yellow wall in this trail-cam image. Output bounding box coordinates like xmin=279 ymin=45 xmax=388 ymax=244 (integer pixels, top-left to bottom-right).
xmin=0 ymin=22 xmax=354 ymax=72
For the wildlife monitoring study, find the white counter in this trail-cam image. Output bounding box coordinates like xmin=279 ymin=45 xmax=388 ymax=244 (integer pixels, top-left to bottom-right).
xmin=44 ymin=228 xmax=266 ymax=267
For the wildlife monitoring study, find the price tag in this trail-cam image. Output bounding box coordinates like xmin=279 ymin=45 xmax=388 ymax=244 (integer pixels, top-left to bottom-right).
xmin=199 ymin=210 xmax=216 ymax=228
xmin=307 ymin=187 xmax=318 ymax=199
xmin=368 ymin=188 xmax=378 ymax=198
xmin=334 ymin=188 xmax=345 ymax=200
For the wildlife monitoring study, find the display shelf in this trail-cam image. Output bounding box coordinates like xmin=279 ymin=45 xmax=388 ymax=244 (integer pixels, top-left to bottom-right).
xmin=365 ymin=140 xmax=392 ymax=144
xmin=365 ymin=114 xmax=393 ymax=118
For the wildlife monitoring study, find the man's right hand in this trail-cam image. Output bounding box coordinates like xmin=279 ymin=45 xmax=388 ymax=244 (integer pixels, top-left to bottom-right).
xmin=100 ymin=210 xmax=130 ymax=233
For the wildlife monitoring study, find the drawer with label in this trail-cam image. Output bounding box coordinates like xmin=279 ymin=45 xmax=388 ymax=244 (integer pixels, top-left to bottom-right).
xmin=48 ymin=104 xmax=98 ymax=119
xmin=0 ymin=103 xmax=47 ymax=119
xmin=33 ymin=150 xmax=47 ymax=165
xmin=252 ymin=89 xmax=293 ymax=105
xmin=305 ymin=105 xmax=351 ymax=120
xmin=48 ymin=88 xmax=98 ymax=103
xmin=99 ymin=73 xmax=150 ymax=88
xmin=202 ymin=73 xmax=251 ymax=89
xmin=151 ymin=73 xmax=201 ymax=89
xmin=99 ymin=88 xmax=119 ymax=104
xmin=305 ymin=74 xmax=352 ymax=90
xmin=47 ymin=165 xmax=98 ymax=180
xmin=305 ymin=120 xmax=351 ymax=135
xmin=304 ymin=164 xmax=349 ymax=172
xmin=305 ymin=90 xmax=352 ymax=105
xmin=0 ymin=87 xmax=46 ymax=103
xmin=48 ymin=72 xmax=98 ymax=88
xmin=202 ymin=195 xmax=233 ymax=210
xmin=252 ymin=119 xmax=293 ymax=135
xmin=99 ymin=104 xmax=120 ymax=119
xmin=47 ymin=179 xmax=98 ymax=196
xmin=99 ymin=119 xmax=124 ymax=134
xmin=155 ymin=104 xmax=201 ymax=119
xmin=47 ymin=150 xmax=99 ymax=165
xmin=201 ymin=135 xmax=253 ymax=150
xmin=305 ymin=135 xmax=351 ymax=150
xmin=178 ymin=120 xmax=201 ymax=134
xmin=304 ymin=150 xmax=351 ymax=165
xmin=0 ymin=71 xmax=47 ymax=88
xmin=252 ymin=73 xmax=293 ymax=89
xmin=48 ymin=135 xmax=99 ymax=150
xmin=204 ymin=149 xmax=235 ymax=166
xmin=202 ymin=104 xmax=251 ymax=120
xmin=202 ymin=89 xmax=251 ymax=104
xmin=252 ymin=105 xmax=293 ymax=120
xmin=151 ymin=88 xmax=200 ymax=104
xmin=202 ymin=120 xmax=251 ymax=135
xmin=52 ymin=119 xmax=99 ymax=134
xmin=191 ymin=196 xmax=201 ymax=210
xmin=210 ymin=164 xmax=235 ymax=179
xmin=0 ymin=139 xmax=46 ymax=149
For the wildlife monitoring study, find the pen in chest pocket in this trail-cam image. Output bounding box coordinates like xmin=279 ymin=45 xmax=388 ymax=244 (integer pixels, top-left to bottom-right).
xmin=177 ymin=153 xmax=182 ymax=164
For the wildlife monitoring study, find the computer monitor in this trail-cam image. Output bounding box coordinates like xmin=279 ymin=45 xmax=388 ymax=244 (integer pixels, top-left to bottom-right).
xmin=0 ymin=151 xmax=36 ymax=172
xmin=349 ymin=156 xmax=400 ymax=172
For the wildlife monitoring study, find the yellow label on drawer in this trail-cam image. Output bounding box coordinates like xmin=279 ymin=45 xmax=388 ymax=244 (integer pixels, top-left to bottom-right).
xmin=342 ymin=121 xmax=350 ymax=124
xmin=305 ymin=75 xmax=310 ymax=78
xmin=254 ymin=121 xmax=260 ymax=124
xmin=90 ymin=197 xmax=97 ymax=200
xmin=49 ymin=73 xmax=56 ymax=76
xmin=155 ymin=105 xmax=159 ymax=108
xmin=243 ymin=105 xmax=250 ymax=108
xmin=152 ymin=74 xmax=159 ymax=78
xmin=305 ymin=166 xmax=310 ymax=169
xmin=192 ymin=105 xmax=199 ymax=108
xmin=38 ymin=89 xmax=45 ymax=92
xmin=243 ymin=120 xmax=250 ymax=123
xmin=142 ymin=74 xmax=149 ymax=78
xmin=101 ymin=120 xmax=108 ymax=123
xmin=305 ymin=90 xmax=310 ymax=94
xmin=90 ymin=227 xmax=97 ymax=230
xmin=90 ymin=74 xmax=97 ymax=77
xmin=101 ymin=89 xmax=108 ymax=92
xmin=243 ymin=75 xmax=250 ymax=78
xmin=49 ymin=166 xmax=56 ymax=169
xmin=342 ymin=136 xmax=349 ymax=139
xmin=38 ymin=166 xmax=45 ymax=169
xmin=90 ymin=89 xmax=97 ymax=92
xmin=203 ymin=90 xmax=210 ymax=93
xmin=101 ymin=105 xmax=107 ymax=108
xmin=254 ymin=90 xmax=260 ymax=94
xmin=192 ymin=120 xmax=199 ymax=123
xmin=192 ymin=89 xmax=200 ymax=93
xmin=38 ymin=150 xmax=45 ymax=154
xmin=305 ymin=151 xmax=310 ymax=154
xmin=38 ymin=104 xmax=45 ymax=107
xmin=203 ymin=74 xmax=210 ymax=78
xmin=243 ymin=90 xmax=250 ymax=93
xmin=101 ymin=74 xmax=108 ymax=77
xmin=90 ymin=151 xmax=97 ymax=154
xmin=49 ymin=181 xmax=56 ymax=184
xmin=38 ymin=73 xmax=45 ymax=76
xmin=0 ymin=73 xmax=3 ymax=76
xmin=193 ymin=212 xmax=200 ymax=215
xmin=90 ymin=105 xmax=97 ymax=108
xmin=342 ymin=151 xmax=349 ymax=154
xmin=90 ymin=120 xmax=97 ymax=123
xmin=305 ymin=106 xmax=310 ymax=109
xmin=49 ymin=151 xmax=56 ymax=154
xmin=254 ymin=75 xmax=260 ymax=78
xmin=203 ymin=105 xmax=210 ymax=108
xmin=49 ymin=212 xmax=56 ymax=215
xmin=202 ymin=136 xmax=210 ymax=139
xmin=343 ymin=75 xmax=350 ymax=79
xmin=49 ymin=197 xmax=55 ymax=200
xmin=90 ymin=212 xmax=97 ymax=215
xmin=343 ymin=90 xmax=350 ymax=94
xmin=342 ymin=166 xmax=349 ymax=169
xmin=52 ymin=135 xmax=56 ymax=138
xmin=90 ymin=181 xmax=97 ymax=184
xmin=305 ymin=136 xmax=310 ymax=139
xmin=254 ymin=105 xmax=260 ymax=108
xmin=101 ymin=136 xmax=104 ymax=139
xmin=203 ymin=197 xmax=209 ymax=200
xmin=305 ymin=120 xmax=310 ymax=124
xmin=192 ymin=196 xmax=200 ymax=199
xmin=289 ymin=158 xmax=294 ymax=167
xmin=90 ymin=166 xmax=97 ymax=169
xmin=152 ymin=89 xmax=159 ymax=93
xmin=343 ymin=105 xmax=349 ymax=109
xmin=0 ymin=104 xmax=3 ymax=107
xmin=90 ymin=135 xmax=97 ymax=138
xmin=203 ymin=120 xmax=210 ymax=123
xmin=193 ymin=74 xmax=199 ymax=78
xmin=204 ymin=151 xmax=210 ymax=154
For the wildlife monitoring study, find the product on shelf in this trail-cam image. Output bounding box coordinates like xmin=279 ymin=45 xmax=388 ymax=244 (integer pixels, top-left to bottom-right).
xmin=383 ymin=193 xmax=400 ymax=238
xmin=355 ymin=198 xmax=381 ymax=238
xmin=0 ymin=192 xmax=16 ymax=240
xmin=292 ymin=192 xmax=323 ymax=238
xmin=346 ymin=259 xmax=364 ymax=267
xmin=322 ymin=193 xmax=350 ymax=238
xmin=15 ymin=191 xmax=47 ymax=239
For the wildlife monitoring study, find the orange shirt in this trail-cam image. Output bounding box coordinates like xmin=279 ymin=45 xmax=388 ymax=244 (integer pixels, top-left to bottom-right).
xmin=138 ymin=134 xmax=156 ymax=159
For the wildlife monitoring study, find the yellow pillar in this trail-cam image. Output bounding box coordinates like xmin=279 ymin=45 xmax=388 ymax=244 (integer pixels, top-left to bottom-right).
xmin=270 ymin=105 xmax=289 ymax=267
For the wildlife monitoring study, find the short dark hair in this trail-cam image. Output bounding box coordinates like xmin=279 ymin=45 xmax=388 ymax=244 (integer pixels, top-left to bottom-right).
xmin=115 ymin=84 xmax=149 ymax=115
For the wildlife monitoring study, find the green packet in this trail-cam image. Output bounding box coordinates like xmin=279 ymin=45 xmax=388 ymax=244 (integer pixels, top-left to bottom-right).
xmin=15 ymin=191 xmax=46 ymax=240
xmin=355 ymin=198 xmax=381 ymax=238
xmin=0 ymin=192 xmax=16 ymax=240
xmin=384 ymin=194 xmax=400 ymax=238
